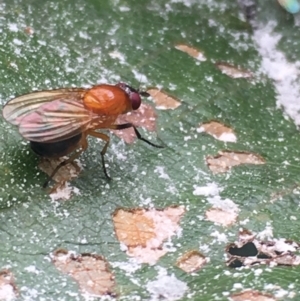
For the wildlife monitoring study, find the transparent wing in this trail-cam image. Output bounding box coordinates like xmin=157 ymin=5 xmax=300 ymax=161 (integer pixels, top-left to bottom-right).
xmin=17 ymin=98 xmax=98 ymax=142
xmin=2 ymin=88 xmax=86 ymax=125
xmin=3 ymin=88 xmax=120 ymax=143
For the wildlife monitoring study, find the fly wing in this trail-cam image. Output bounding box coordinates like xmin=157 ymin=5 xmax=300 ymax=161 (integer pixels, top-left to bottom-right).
xmin=3 ymin=88 xmax=86 ymax=126
xmin=18 ymin=98 xmax=97 ymax=142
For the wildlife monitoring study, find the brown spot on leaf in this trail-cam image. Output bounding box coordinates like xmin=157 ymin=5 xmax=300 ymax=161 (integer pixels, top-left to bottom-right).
xmin=269 ymin=182 xmax=300 ymax=203
xmin=175 ymin=44 xmax=206 ymax=61
xmin=239 ymin=228 xmax=255 ymax=239
xmin=198 ymin=121 xmax=237 ymax=142
xmin=215 ymin=62 xmax=253 ymax=79
xmin=52 ymin=249 xmax=115 ymax=297
xmin=176 ymin=250 xmax=207 ymax=273
xmin=226 ymin=230 xmax=300 ymax=268
xmin=206 ymin=207 xmax=238 ymax=227
xmin=206 ymin=151 xmax=265 ymax=173
xmin=111 ymin=103 xmax=158 ymax=144
xmin=39 ymin=157 xmax=81 ymax=184
xmin=147 ymin=89 xmax=181 ymax=110
xmin=24 ymin=26 xmax=34 ymax=35
xmin=230 ymin=290 xmax=276 ymax=301
xmin=38 ymin=157 xmax=81 ymax=200
xmin=0 ymin=269 xmax=17 ymax=300
xmin=113 ymin=206 xmax=185 ymax=264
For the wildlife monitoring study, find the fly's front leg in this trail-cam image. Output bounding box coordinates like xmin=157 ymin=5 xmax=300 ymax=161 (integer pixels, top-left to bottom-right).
xmin=111 ymin=123 xmax=164 ymax=148
xmin=87 ymin=130 xmax=111 ymax=180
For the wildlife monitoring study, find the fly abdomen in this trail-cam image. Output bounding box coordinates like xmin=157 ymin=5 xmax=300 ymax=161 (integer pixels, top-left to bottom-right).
xmin=30 ymin=133 xmax=82 ymax=158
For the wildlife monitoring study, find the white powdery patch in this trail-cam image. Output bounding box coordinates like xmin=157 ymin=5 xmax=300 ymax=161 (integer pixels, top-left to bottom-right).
xmin=193 ymin=182 xmax=222 ymax=196
xmin=12 ymin=38 xmax=23 ymax=46
xmin=110 ymin=140 xmax=127 ymax=161
xmin=119 ymin=6 xmax=130 ymax=12
xmin=132 ymin=69 xmax=148 ymax=83
xmin=274 ymin=239 xmax=298 ymax=253
xmin=49 ymin=182 xmax=80 ymax=201
xmin=257 ymin=222 xmax=274 ymax=240
xmin=139 ymin=196 xmax=153 ymax=206
xmin=254 ymin=268 xmax=263 ymax=276
xmin=218 ymin=132 xmax=237 ymax=143
xmin=8 ymin=22 xmax=18 ymax=32
xmin=49 ymin=184 xmax=71 ymax=201
xmin=210 ymin=230 xmax=228 ymax=243
xmin=24 ymin=265 xmax=40 ymax=274
xmin=0 ymin=284 xmax=15 ymax=301
xmin=109 ymin=50 xmax=126 ymax=64
xmin=154 ymin=166 xmax=170 ymax=180
xmin=264 ymin=284 xmax=293 ymax=299
xmin=207 ymin=195 xmax=239 ymax=213
xmin=111 ymin=258 xmax=142 ymax=275
xmin=232 ymin=283 xmax=243 ymax=290
xmin=146 ymin=267 xmax=188 ymax=301
xmin=19 ymin=287 xmax=40 ymax=301
xmin=194 ymin=182 xmax=239 ymax=226
xmin=253 ymin=21 xmax=300 ymax=126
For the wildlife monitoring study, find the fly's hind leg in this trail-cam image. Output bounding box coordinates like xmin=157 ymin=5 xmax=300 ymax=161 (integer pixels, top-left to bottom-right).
xmin=86 ymin=130 xmax=111 ymax=180
xmin=42 ymin=137 xmax=88 ymax=188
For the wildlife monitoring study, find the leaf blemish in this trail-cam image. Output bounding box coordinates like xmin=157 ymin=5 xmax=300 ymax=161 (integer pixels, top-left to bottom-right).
xmin=175 ymin=44 xmax=206 ymax=62
xmin=0 ymin=269 xmax=17 ymax=300
xmin=38 ymin=157 xmax=82 ymax=200
xmin=206 ymin=207 xmax=238 ymax=227
xmin=51 ymin=249 xmax=115 ymax=297
xmin=198 ymin=121 xmax=237 ymax=143
xmin=230 ymin=290 xmax=276 ymax=301
xmin=113 ymin=206 xmax=185 ymax=264
xmin=176 ymin=250 xmax=207 ymax=273
xmin=147 ymin=88 xmax=181 ymax=110
xmin=215 ymin=62 xmax=253 ymax=79
xmin=206 ymin=150 xmax=265 ymax=173
xmin=226 ymin=229 xmax=300 ymax=268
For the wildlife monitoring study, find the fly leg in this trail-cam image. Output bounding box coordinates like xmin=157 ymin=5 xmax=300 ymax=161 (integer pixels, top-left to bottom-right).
xmin=111 ymin=123 xmax=164 ymax=148
xmin=42 ymin=137 xmax=88 ymax=188
xmin=86 ymin=130 xmax=111 ymax=180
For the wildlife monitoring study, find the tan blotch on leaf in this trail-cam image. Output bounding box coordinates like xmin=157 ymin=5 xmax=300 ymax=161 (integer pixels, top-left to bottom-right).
xmin=175 ymin=44 xmax=206 ymax=61
xmin=206 ymin=151 xmax=265 ymax=173
xmin=176 ymin=250 xmax=207 ymax=273
xmin=230 ymin=290 xmax=276 ymax=301
xmin=0 ymin=269 xmax=17 ymax=300
xmin=39 ymin=157 xmax=81 ymax=184
xmin=206 ymin=208 xmax=238 ymax=227
xmin=113 ymin=206 xmax=185 ymax=264
xmin=39 ymin=157 xmax=81 ymax=200
xmin=24 ymin=26 xmax=34 ymax=35
xmin=112 ymin=103 xmax=157 ymax=144
xmin=147 ymin=89 xmax=181 ymax=110
xmin=52 ymin=249 xmax=115 ymax=297
xmin=198 ymin=121 xmax=237 ymax=142
xmin=215 ymin=62 xmax=253 ymax=79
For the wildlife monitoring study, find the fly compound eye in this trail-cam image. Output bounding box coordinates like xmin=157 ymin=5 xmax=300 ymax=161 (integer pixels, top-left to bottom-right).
xmin=130 ymin=92 xmax=141 ymax=110
xmin=116 ymin=82 xmax=141 ymax=109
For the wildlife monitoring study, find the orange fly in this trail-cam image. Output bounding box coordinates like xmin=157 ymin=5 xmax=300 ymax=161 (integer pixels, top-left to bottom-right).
xmin=2 ymin=83 xmax=163 ymax=187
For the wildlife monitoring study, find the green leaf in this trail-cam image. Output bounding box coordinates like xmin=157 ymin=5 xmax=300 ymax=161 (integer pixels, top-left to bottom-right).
xmin=1 ymin=0 xmax=300 ymax=300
